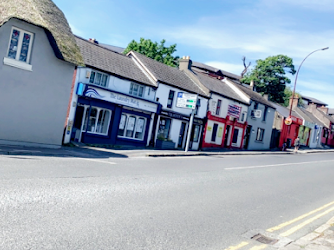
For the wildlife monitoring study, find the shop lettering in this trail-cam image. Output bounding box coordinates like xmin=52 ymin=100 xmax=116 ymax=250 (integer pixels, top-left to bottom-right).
xmin=110 ymin=93 xmax=139 ymax=107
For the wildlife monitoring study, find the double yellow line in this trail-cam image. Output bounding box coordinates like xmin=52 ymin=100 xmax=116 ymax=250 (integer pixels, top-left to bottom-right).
xmin=224 ymin=200 xmax=334 ymax=250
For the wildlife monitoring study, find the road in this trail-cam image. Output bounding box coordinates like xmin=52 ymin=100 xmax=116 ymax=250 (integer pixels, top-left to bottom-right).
xmin=1 ymin=152 xmax=334 ymax=249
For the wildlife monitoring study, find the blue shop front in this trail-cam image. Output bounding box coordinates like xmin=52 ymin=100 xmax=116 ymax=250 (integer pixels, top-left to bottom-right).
xmin=71 ymin=83 xmax=160 ymax=147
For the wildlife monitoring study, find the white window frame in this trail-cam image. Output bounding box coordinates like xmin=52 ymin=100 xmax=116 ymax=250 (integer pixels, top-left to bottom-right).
xmin=89 ymin=70 xmax=109 ymax=87
xmin=4 ymin=27 xmax=34 ymax=71
xmin=256 ymin=128 xmax=265 ymax=141
xmin=129 ymin=82 xmax=145 ymax=98
xmin=81 ymin=106 xmax=111 ymax=136
xmin=117 ymin=113 xmax=147 ymax=141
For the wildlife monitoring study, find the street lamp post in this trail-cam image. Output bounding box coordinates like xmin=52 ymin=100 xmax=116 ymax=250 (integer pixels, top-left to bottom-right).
xmin=288 ymin=47 xmax=329 ymax=117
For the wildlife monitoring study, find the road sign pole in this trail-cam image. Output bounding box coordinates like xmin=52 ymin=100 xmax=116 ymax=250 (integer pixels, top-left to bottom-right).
xmin=185 ymin=108 xmax=195 ymax=152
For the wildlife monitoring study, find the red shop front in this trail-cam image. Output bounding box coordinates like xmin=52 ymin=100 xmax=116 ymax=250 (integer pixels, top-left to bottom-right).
xmin=279 ymin=116 xmax=303 ymax=148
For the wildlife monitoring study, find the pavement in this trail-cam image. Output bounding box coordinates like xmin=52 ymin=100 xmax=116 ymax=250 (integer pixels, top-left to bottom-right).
xmin=280 ymin=216 xmax=334 ymax=250
xmin=1 ymin=143 xmax=334 ymax=158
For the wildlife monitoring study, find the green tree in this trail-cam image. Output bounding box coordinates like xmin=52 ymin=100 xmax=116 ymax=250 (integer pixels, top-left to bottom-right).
xmin=241 ymin=55 xmax=296 ymax=103
xmin=123 ymin=38 xmax=179 ymax=67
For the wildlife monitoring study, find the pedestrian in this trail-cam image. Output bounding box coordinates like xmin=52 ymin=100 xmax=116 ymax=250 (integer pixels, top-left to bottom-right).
xmin=294 ymin=137 xmax=300 ymax=153
xmin=282 ymin=141 xmax=287 ymax=151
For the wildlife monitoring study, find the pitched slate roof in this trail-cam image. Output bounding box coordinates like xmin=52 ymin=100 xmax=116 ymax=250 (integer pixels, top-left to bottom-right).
xmin=229 ymin=79 xmax=275 ymax=108
xmin=99 ymin=43 xmax=125 ymax=54
xmin=295 ymin=107 xmax=326 ymax=127
xmin=75 ymin=37 xmax=156 ymax=87
xmin=195 ymin=72 xmax=248 ymax=105
xmin=270 ymin=102 xmax=300 ymax=119
xmin=302 ymin=95 xmax=328 ymax=106
xmin=192 ymin=61 xmax=241 ymax=80
xmin=130 ymin=51 xmax=209 ymax=97
xmin=0 ymin=0 xmax=83 ymax=65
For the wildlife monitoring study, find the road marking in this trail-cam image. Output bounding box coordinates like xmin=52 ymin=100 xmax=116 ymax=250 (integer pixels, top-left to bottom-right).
xmin=267 ymin=200 xmax=334 ymax=232
xmin=76 ymin=158 xmax=116 ymax=165
xmin=224 ymin=242 xmax=249 ymax=250
xmin=249 ymin=245 xmax=267 ymax=250
xmin=280 ymin=206 xmax=334 ymax=237
xmin=224 ymin=159 xmax=334 ymax=170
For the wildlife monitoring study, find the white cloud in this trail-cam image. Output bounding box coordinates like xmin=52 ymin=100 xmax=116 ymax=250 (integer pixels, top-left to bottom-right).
xmin=204 ymin=61 xmax=244 ymax=75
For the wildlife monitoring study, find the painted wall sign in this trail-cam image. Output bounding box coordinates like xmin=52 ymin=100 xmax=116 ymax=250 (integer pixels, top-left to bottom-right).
xmin=80 ymin=84 xmax=158 ymax=113
xmin=228 ymin=104 xmax=242 ymax=118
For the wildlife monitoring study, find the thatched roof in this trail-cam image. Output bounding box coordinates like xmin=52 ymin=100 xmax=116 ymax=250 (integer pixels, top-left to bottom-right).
xmin=0 ymin=0 xmax=83 ymax=65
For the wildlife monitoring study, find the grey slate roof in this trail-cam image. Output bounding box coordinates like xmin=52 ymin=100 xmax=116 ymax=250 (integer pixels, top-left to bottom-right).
xmin=0 ymin=0 xmax=83 ymax=65
xmin=295 ymin=107 xmax=326 ymax=127
xmin=229 ymin=80 xmax=275 ymax=109
xmin=130 ymin=51 xmax=209 ymax=97
xmin=270 ymin=102 xmax=301 ymax=119
xmin=75 ymin=36 xmax=156 ymax=87
xmin=99 ymin=43 xmax=125 ymax=54
xmin=328 ymin=108 xmax=334 ymax=115
xmin=195 ymin=73 xmax=248 ymax=105
xmin=301 ymin=95 xmax=328 ymax=106
xmin=192 ymin=61 xmax=241 ymax=80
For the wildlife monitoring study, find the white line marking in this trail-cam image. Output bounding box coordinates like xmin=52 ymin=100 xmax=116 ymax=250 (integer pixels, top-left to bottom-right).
xmin=76 ymin=158 xmax=116 ymax=165
xmin=225 ymin=160 xmax=334 ymax=170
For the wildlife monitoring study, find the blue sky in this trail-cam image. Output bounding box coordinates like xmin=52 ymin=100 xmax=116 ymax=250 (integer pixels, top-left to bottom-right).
xmin=53 ymin=0 xmax=334 ymax=107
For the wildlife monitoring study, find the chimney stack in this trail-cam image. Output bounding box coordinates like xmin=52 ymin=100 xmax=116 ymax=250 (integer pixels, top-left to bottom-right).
xmin=89 ymin=38 xmax=99 ymax=44
xmin=179 ymin=56 xmax=192 ymax=71
xmin=249 ymin=80 xmax=255 ymax=91
xmin=289 ymin=94 xmax=299 ymax=110
xmin=319 ymin=105 xmax=329 ymax=115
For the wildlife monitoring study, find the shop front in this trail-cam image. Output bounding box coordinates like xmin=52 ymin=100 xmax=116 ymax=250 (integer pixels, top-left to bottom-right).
xmin=70 ymin=83 xmax=160 ymax=147
xmin=202 ymin=111 xmax=247 ymax=149
xmin=155 ymin=110 xmax=204 ymax=150
xmin=279 ymin=115 xmax=303 ymax=148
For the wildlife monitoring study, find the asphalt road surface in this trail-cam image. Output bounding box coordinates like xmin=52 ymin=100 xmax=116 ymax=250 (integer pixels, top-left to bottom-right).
xmin=1 ymin=152 xmax=334 ymax=249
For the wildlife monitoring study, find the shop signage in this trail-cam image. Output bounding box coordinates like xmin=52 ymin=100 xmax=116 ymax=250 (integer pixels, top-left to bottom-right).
xmin=160 ymin=110 xmax=190 ymax=121
xmin=228 ymin=104 xmax=242 ymax=119
xmin=176 ymin=92 xmax=197 ymax=109
xmin=81 ymin=85 xmax=158 ymax=113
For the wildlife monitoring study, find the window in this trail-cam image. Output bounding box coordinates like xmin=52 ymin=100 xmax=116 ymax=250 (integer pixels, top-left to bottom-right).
xmin=195 ymin=99 xmax=201 ymax=115
xmin=216 ymin=99 xmax=222 ymax=116
xmin=82 ymin=107 xmax=111 ymax=135
xmin=256 ymin=128 xmax=265 ymax=141
xmin=129 ymin=83 xmax=144 ymax=97
xmin=167 ymin=90 xmax=175 ymax=108
xmin=262 ymin=106 xmax=268 ymax=121
xmin=254 ymin=102 xmax=258 ymax=109
xmin=157 ymin=117 xmax=172 ymax=139
xmin=7 ymin=27 xmax=34 ymax=63
xmin=240 ymin=112 xmax=245 ymax=122
xmin=118 ymin=113 xmax=147 ymax=140
xmin=89 ymin=71 xmax=108 ymax=87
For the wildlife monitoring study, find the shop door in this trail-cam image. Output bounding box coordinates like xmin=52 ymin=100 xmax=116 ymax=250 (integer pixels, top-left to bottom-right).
xmin=72 ymin=105 xmax=85 ymax=141
xmin=178 ymin=122 xmax=187 ymax=148
xmin=243 ymin=125 xmax=252 ymax=149
xmin=224 ymin=125 xmax=231 ymax=147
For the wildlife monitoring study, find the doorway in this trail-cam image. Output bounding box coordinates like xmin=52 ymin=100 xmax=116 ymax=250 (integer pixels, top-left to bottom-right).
xmin=178 ymin=122 xmax=187 ymax=148
xmin=224 ymin=125 xmax=231 ymax=147
xmin=243 ymin=125 xmax=252 ymax=149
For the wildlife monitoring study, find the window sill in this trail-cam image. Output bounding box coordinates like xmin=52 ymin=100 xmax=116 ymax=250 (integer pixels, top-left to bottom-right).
xmin=3 ymin=57 xmax=32 ymax=71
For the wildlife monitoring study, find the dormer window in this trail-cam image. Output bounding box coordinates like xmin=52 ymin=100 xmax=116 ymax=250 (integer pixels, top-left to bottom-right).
xmin=4 ymin=27 xmax=34 ymax=71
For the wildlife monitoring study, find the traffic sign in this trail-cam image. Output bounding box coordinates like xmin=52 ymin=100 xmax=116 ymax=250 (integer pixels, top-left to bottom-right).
xmin=176 ymin=92 xmax=197 ymax=109
xmin=285 ymin=117 xmax=292 ymax=125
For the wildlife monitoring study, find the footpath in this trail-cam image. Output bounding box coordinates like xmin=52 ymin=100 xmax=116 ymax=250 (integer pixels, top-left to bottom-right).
xmin=1 ymin=144 xmax=334 ymax=249
xmin=1 ymin=143 xmax=334 ymax=158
